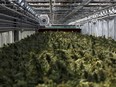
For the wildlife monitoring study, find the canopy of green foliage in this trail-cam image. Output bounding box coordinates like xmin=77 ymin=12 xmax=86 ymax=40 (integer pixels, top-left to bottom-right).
xmin=0 ymin=32 xmax=116 ymax=87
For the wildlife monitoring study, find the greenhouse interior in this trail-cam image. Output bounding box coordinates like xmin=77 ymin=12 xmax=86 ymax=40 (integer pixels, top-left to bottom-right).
xmin=0 ymin=0 xmax=116 ymax=87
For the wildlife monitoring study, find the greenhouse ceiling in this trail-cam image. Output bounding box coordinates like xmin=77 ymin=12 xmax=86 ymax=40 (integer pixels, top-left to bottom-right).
xmin=26 ymin=0 xmax=116 ymax=24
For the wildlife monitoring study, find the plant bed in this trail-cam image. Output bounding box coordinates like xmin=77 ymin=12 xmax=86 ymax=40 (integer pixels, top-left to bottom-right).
xmin=0 ymin=32 xmax=116 ymax=87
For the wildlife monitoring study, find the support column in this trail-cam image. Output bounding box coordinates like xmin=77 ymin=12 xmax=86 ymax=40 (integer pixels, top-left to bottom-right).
xmin=109 ymin=18 xmax=115 ymax=39
xmin=9 ymin=31 xmax=13 ymax=43
xmin=97 ymin=19 xmax=103 ymax=36
xmin=14 ymin=30 xmax=19 ymax=42
xmin=114 ymin=17 xmax=116 ymax=40
xmin=0 ymin=33 xmax=2 ymax=47
xmin=88 ymin=22 xmax=92 ymax=35
xmin=102 ymin=19 xmax=108 ymax=38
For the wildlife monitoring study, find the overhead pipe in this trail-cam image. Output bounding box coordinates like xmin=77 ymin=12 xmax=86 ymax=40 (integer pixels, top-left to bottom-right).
xmin=59 ymin=0 xmax=92 ymax=23
xmin=28 ymin=0 xmax=115 ymax=3
xmin=0 ymin=4 xmax=39 ymax=23
xmin=70 ymin=4 xmax=116 ymax=24
xmin=0 ymin=12 xmax=37 ymax=26
xmin=49 ymin=0 xmax=53 ymax=24
xmin=0 ymin=13 xmax=38 ymax=30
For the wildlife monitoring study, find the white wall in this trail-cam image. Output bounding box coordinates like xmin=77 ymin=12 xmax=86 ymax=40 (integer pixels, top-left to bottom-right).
xmin=19 ymin=31 xmax=35 ymax=40
xmin=81 ymin=16 xmax=116 ymax=40
xmin=0 ymin=30 xmax=35 ymax=47
xmin=0 ymin=31 xmax=14 ymax=47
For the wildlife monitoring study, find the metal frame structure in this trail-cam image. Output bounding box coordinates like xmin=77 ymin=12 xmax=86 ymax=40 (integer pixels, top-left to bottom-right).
xmin=0 ymin=0 xmax=39 ymax=32
xmin=1 ymin=0 xmax=116 ymax=26
xmin=26 ymin=0 xmax=116 ymax=24
xmin=68 ymin=3 xmax=116 ymax=25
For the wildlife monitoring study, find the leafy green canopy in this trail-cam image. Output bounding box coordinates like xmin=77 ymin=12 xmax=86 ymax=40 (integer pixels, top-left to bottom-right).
xmin=0 ymin=32 xmax=116 ymax=87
